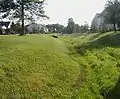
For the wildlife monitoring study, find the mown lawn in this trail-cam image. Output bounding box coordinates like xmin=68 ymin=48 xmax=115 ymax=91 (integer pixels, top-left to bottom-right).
xmin=0 ymin=35 xmax=80 ymax=98
xmin=0 ymin=32 xmax=120 ymax=99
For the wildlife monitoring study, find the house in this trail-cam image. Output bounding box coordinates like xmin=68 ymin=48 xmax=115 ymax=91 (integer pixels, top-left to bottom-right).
xmin=0 ymin=21 xmax=13 ymax=29
xmin=91 ymin=13 xmax=118 ymax=32
xmin=0 ymin=21 xmax=13 ymax=34
xmin=26 ymin=23 xmax=48 ymax=33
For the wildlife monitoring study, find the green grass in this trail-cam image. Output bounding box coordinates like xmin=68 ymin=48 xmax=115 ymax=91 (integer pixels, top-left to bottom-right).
xmin=0 ymin=32 xmax=120 ymax=99
xmin=60 ymin=32 xmax=120 ymax=99
xmin=0 ymin=35 xmax=80 ymax=98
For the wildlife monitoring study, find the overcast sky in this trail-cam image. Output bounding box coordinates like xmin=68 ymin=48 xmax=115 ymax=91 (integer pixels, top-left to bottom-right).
xmin=41 ymin=0 xmax=107 ymax=26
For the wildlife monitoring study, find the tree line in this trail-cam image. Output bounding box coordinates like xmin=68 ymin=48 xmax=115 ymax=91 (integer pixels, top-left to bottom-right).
xmin=0 ymin=0 xmax=48 ymax=35
xmin=0 ymin=0 xmax=119 ymax=34
xmin=91 ymin=0 xmax=120 ymax=33
xmin=46 ymin=0 xmax=120 ymax=33
xmin=0 ymin=0 xmax=90 ymax=34
xmin=46 ymin=18 xmax=89 ymax=34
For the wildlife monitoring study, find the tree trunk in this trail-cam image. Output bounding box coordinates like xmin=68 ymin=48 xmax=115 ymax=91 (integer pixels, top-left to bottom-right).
xmin=113 ymin=22 xmax=117 ymax=32
xmin=20 ymin=0 xmax=25 ymax=36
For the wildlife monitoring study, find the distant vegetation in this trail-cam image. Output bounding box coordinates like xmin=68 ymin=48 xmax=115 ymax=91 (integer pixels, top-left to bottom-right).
xmin=91 ymin=0 xmax=120 ymax=33
xmin=1 ymin=0 xmax=120 ymax=35
xmin=46 ymin=19 xmax=89 ymax=34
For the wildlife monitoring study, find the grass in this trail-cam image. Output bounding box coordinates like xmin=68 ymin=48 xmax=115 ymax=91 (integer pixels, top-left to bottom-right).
xmin=0 ymin=35 xmax=80 ymax=98
xmin=60 ymin=32 xmax=120 ymax=99
xmin=0 ymin=32 xmax=120 ymax=98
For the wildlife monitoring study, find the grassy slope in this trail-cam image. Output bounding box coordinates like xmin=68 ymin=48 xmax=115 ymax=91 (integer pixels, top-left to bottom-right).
xmin=60 ymin=32 xmax=120 ymax=99
xmin=0 ymin=32 xmax=120 ymax=99
xmin=0 ymin=35 xmax=80 ymax=98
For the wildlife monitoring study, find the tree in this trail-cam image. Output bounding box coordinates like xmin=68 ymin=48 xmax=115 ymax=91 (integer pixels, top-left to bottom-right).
xmin=54 ymin=24 xmax=65 ymax=33
xmin=103 ymin=0 xmax=120 ymax=32
xmin=75 ymin=24 xmax=81 ymax=33
xmin=21 ymin=0 xmax=24 ymax=35
xmin=80 ymin=25 xmax=85 ymax=33
xmin=46 ymin=24 xmax=65 ymax=33
xmin=90 ymin=13 xmax=100 ymax=32
xmin=83 ymin=21 xmax=89 ymax=32
xmin=66 ymin=18 xmax=76 ymax=34
xmin=0 ymin=0 xmax=48 ymax=35
xmin=11 ymin=23 xmax=23 ymax=34
xmin=91 ymin=22 xmax=98 ymax=33
xmin=74 ymin=23 xmax=89 ymax=33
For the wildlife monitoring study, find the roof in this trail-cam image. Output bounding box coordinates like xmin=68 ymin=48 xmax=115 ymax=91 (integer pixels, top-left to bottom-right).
xmin=0 ymin=21 xmax=11 ymax=28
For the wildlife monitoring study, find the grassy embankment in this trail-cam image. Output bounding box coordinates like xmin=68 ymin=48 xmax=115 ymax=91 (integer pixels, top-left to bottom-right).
xmin=0 ymin=32 xmax=120 ymax=98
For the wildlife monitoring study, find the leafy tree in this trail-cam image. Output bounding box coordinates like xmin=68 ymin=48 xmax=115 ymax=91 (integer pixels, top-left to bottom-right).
xmin=75 ymin=24 xmax=81 ymax=33
xmin=66 ymin=18 xmax=76 ymax=34
xmin=55 ymin=24 xmax=65 ymax=33
xmin=0 ymin=0 xmax=48 ymax=35
xmin=103 ymin=0 xmax=120 ymax=32
xmin=83 ymin=21 xmax=89 ymax=32
xmin=75 ymin=24 xmax=87 ymax=33
xmin=91 ymin=22 xmax=98 ymax=33
xmin=11 ymin=23 xmax=23 ymax=34
xmin=46 ymin=24 xmax=56 ymax=33
xmin=75 ymin=23 xmax=89 ymax=33
xmin=90 ymin=13 xmax=101 ymax=33
xmin=80 ymin=25 xmax=85 ymax=33
xmin=46 ymin=24 xmax=65 ymax=33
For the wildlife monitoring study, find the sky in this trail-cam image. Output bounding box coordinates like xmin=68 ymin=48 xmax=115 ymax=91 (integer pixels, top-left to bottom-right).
xmin=41 ymin=0 xmax=107 ymax=26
